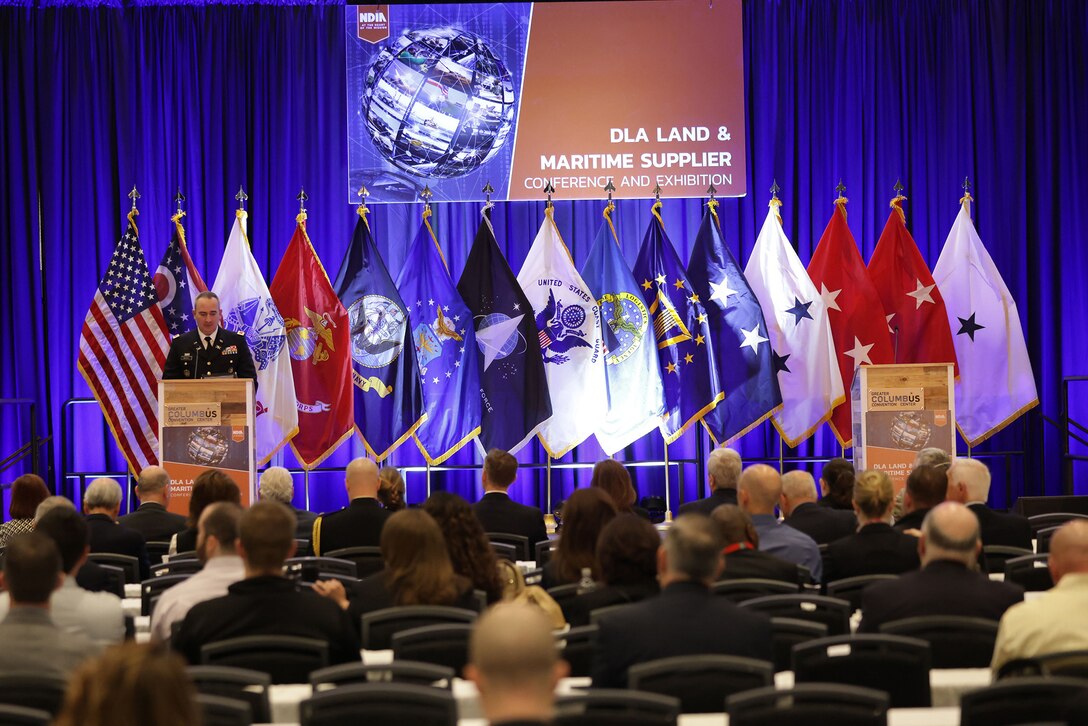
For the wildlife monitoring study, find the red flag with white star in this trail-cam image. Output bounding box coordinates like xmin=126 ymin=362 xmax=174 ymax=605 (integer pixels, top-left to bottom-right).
xmin=807 ymin=199 xmax=895 ymax=446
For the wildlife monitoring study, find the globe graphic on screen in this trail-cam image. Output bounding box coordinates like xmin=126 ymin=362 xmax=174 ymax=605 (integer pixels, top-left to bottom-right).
xmin=361 ymin=26 xmax=516 ymax=179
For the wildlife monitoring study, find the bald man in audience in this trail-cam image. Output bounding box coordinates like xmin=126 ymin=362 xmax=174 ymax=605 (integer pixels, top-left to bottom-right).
xmin=945 ymin=458 xmax=1032 ymax=550
xmin=780 ymin=470 xmax=856 ymax=545
xmin=738 ymin=465 xmax=822 ymax=582
xmin=991 ymin=520 xmax=1088 ymax=672
xmin=858 ymin=501 xmax=1023 ymax=632
xmin=893 ymin=464 xmax=949 ymax=533
xmin=465 ymin=602 xmax=569 ymax=726
xmin=119 ymin=466 xmax=187 ymax=543
xmin=311 ymin=458 xmax=390 ymax=556
xmin=678 ymin=447 xmax=742 ymax=517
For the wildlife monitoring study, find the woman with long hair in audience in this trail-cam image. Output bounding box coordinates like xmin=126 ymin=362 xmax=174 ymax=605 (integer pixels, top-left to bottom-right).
xmin=377 ymin=466 xmax=406 ymax=511
xmin=590 ymin=459 xmax=651 ymax=520
xmin=0 ymin=473 xmax=49 ymax=547
xmin=818 ymin=457 xmax=856 ymax=510
xmin=424 ymin=491 xmax=504 ymax=603
xmin=542 ymin=487 xmax=618 ymax=589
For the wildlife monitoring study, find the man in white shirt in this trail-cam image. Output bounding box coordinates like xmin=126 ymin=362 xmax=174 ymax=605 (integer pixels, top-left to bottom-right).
xmin=151 ymin=501 xmax=245 ymax=642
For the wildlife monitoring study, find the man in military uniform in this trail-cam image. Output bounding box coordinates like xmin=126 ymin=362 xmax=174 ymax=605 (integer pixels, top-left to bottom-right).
xmin=163 ymin=291 xmax=258 ymax=387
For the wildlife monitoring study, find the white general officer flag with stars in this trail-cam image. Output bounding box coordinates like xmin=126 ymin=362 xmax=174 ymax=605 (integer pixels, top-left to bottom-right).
xmin=932 ymin=197 xmax=1038 ymax=446
xmin=744 ymin=202 xmax=843 ymax=446
xmin=212 ymin=210 xmax=299 ymax=464
xmin=517 ymin=208 xmax=607 ymax=457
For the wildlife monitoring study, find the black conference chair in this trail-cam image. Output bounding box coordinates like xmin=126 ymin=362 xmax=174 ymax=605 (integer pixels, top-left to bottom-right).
xmin=1035 ymin=526 xmax=1061 ymax=554
xmin=825 ymin=574 xmax=899 ymax=612
xmin=187 ymin=666 xmax=272 ymax=722
xmin=960 ymin=676 xmax=1088 ymax=726
xmin=880 ymin=615 xmax=999 ymax=668
xmin=299 ymin=682 xmax=457 ymax=726
xmin=96 ymin=563 xmax=126 ymax=597
xmin=146 ymin=540 xmax=171 ymax=565
xmin=535 ymin=539 xmax=557 ymax=567
xmin=557 ymin=625 xmax=598 ymax=678
xmin=727 ymin=683 xmax=889 ymax=726
xmin=87 ymin=552 xmax=140 ymax=584
xmin=489 ymin=541 xmax=518 ymax=563
xmin=486 ymin=532 xmax=530 ymax=561
xmin=325 ymin=546 xmax=384 ymax=578
xmin=999 ymin=649 xmax=1088 ymax=680
xmin=1027 ymin=512 xmax=1088 ymax=535
xmin=711 ymin=578 xmax=799 ymax=603
xmin=628 ymin=655 xmax=773 ymax=713
xmin=738 ymin=594 xmax=852 ymax=636
xmin=0 ymin=705 xmax=51 ymax=726
xmin=169 ymin=550 xmax=199 ymax=561
xmin=361 ymin=605 xmax=477 ymax=650
xmin=769 ymin=617 xmax=828 ymax=673
xmin=640 ymin=497 xmax=667 ymax=524
xmin=0 ymin=674 xmax=68 ymax=717
xmin=142 ymin=573 xmax=189 ymax=616
xmin=589 ymin=603 xmax=635 ymax=626
xmin=294 ymin=538 xmax=311 ymax=557
xmin=195 ymin=693 xmax=253 ymax=726
xmin=310 ymin=661 xmax=454 ymax=691
xmin=284 ymin=556 xmax=357 ymax=581
xmin=151 ymin=558 xmax=203 ymax=578
xmin=792 ymin=634 xmax=932 ymax=708
xmin=547 ymin=583 xmax=584 ymax=613
xmin=1004 ymin=554 xmax=1053 ymax=591
xmin=200 ymin=635 xmax=329 ymax=684
xmin=555 ymin=689 xmax=680 ymax=726
xmin=391 ymin=623 xmax=474 ymax=673
xmin=982 ymin=545 xmax=1033 ymax=574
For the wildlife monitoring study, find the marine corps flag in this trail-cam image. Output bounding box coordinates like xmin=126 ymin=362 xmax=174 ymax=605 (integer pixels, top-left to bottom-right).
xmin=456 ymin=209 xmax=552 ymax=455
xmin=517 ymin=207 xmax=607 ymax=457
xmin=687 ymin=201 xmax=781 ymax=445
xmin=154 ymin=211 xmax=207 ymax=336
xmin=334 ymin=208 xmax=425 ymax=461
xmin=632 ymin=203 xmax=723 ymax=444
xmin=396 ymin=211 xmax=481 ymax=465
xmin=269 ymin=212 xmax=353 ymax=469
xmin=932 ymin=194 xmax=1038 ymax=446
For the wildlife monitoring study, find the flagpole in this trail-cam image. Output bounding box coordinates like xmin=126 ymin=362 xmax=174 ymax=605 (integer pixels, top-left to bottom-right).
xmin=426 ymin=462 xmax=432 ymax=499
xmin=546 ymin=456 xmax=552 ymax=516
xmin=663 ymin=441 xmax=671 ymax=522
xmin=304 ymin=468 xmax=310 ymax=511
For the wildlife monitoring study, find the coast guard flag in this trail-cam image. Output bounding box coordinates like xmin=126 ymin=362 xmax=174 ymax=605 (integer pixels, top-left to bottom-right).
xmin=269 ymin=213 xmax=354 ymax=469
xmin=633 ymin=205 xmax=723 ymax=444
xmin=212 ymin=210 xmax=299 ymax=465
xmin=687 ymin=202 xmax=782 ymax=445
xmin=154 ymin=212 xmax=207 ymax=336
xmin=457 ymin=210 xmax=552 ymax=455
xmin=744 ymin=202 xmax=843 ymax=447
xmin=396 ymin=214 xmax=481 ymax=465
xmin=334 ymin=209 xmax=425 ymax=461
xmin=932 ymin=197 xmax=1038 ymax=446
xmin=517 ymin=208 xmax=607 ymax=457
xmin=581 ymin=206 xmax=666 ymax=454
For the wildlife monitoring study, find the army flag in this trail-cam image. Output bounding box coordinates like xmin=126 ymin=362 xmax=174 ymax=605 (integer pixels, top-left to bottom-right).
xmin=932 ymin=197 xmax=1038 ymax=446
xmin=581 ymin=206 xmax=666 ymax=455
xmin=744 ymin=202 xmax=843 ymax=447
xmin=396 ymin=213 xmax=481 ymax=465
xmin=517 ymin=207 xmax=607 ymax=457
xmin=807 ymin=199 xmax=894 ymax=446
xmin=153 ymin=211 xmax=207 ymax=336
xmin=456 ymin=210 xmax=552 ymax=455
xmin=212 ymin=210 xmax=298 ymax=464
xmin=334 ymin=209 xmax=425 ymax=461
xmin=269 ymin=213 xmax=354 ymax=469
xmin=632 ymin=205 xmax=723 ymax=444
xmin=687 ymin=202 xmax=782 ymax=445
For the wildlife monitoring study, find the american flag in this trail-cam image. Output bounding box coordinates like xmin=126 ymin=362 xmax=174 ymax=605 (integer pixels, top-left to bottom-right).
xmin=153 ymin=213 xmax=207 ymax=334
xmin=77 ymin=216 xmax=172 ymax=473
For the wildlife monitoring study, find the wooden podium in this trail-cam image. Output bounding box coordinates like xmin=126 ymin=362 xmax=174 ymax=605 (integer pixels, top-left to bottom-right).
xmin=157 ymin=378 xmax=256 ymax=517
xmin=851 ymin=363 xmax=956 ymax=492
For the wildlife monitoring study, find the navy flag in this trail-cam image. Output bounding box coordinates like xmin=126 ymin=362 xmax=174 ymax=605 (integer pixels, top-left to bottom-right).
xmin=456 ymin=209 xmax=552 ymax=455
xmin=632 ymin=204 xmax=723 ymax=443
xmin=333 ymin=208 xmax=425 ymax=460
xmin=396 ymin=211 xmax=482 ymax=465
xmin=687 ymin=202 xmax=782 ymax=444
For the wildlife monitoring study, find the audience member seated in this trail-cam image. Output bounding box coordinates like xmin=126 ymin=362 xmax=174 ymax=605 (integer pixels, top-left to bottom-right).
xmin=466 ymin=602 xmax=569 ymax=726
xmin=590 ymin=515 xmax=773 ymax=688
xmin=312 ymin=457 xmax=390 ymax=556
xmin=151 ymin=502 xmax=245 ymax=642
xmin=564 ymin=514 xmax=661 ymax=626
xmin=84 ymin=477 xmax=150 ymax=580
xmin=473 ymin=449 xmax=549 ymax=547
xmin=858 ymin=501 xmax=1023 ymax=632
xmin=711 ymin=505 xmax=800 ymax=583
xmin=314 ymin=508 xmax=476 ymax=624
xmin=171 ymin=468 xmax=241 ymax=555
xmin=892 ymin=448 xmax=950 ymax=521
xmin=54 ymin=642 xmax=197 ymax=726
xmin=0 ymin=473 xmax=49 ymax=547
xmin=118 ymin=466 xmax=187 ymax=543
xmin=173 ymin=501 xmax=359 ymax=665
xmin=893 ymin=463 xmax=948 ymax=533
xmin=739 ymin=464 xmax=822 ymax=582
xmin=591 ymin=459 xmax=650 ymax=520
xmin=817 ymin=458 xmax=855 ymax=510
xmin=259 ymin=466 xmax=317 ymax=540
xmin=35 ymin=496 xmax=112 ymax=593
xmin=378 ymin=466 xmax=407 ymax=512
xmin=423 ymin=491 xmax=504 ymax=604
xmin=542 ymin=487 xmax=618 ymax=589
xmin=780 ymin=470 xmax=856 ymax=545
xmin=946 ymin=458 xmax=1032 ymax=550
xmin=991 ymin=520 xmax=1088 ymax=672
xmin=823 ymin=470 xmax=920 ymax=583
xmin=678 ymin=447 xmax=742 ymax=516
xmin=0 ymin=532 xmax=100 ymax=677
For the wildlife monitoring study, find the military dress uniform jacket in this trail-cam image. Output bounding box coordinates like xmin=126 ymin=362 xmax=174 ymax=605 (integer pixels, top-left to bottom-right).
xmin=162 ymin=328 xmax=258 ymax=388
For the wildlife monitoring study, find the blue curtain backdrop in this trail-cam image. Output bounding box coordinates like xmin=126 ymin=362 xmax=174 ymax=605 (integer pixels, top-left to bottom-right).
xmin=1 ymin=0 xmax=1085 ymax=516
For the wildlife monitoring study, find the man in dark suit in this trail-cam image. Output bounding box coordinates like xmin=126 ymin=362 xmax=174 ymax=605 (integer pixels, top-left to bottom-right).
xmin=473 ymin=449 xmax=548 ymax=548
xmin=947 ymin=458 xmax=1032 ymax=550
xmin=858 ymin=502 xmax=1023 ymax=632
xmin=162 ymin=291 xmax=258 ymax=385
xmin=781 ymin=470 xmax=857 ymax=545
xmin=84 ymin=477 xmax=150 ymax=580
xmin=119 ymin=466 xmax=187 ymax=543
xmin=591 ymin=515 xmax=774 ymax=688
xmin=311 ymin=457 xmax=390 ymax=556
xmin=172 ymin=501 xmax=359 ymax=665
xmin=678 ymin=447 xmax=741 ymax=517
xmin=893 ymin=464 xmax=948 ymax=533
xmin=711 ymin=505 xmax=803 ymax=584
xmin=259 ymin=466 xmax=317 ymax=541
